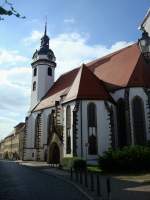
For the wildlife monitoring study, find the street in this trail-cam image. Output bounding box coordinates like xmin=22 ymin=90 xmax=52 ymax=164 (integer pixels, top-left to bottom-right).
xmin=0 ymin=160 xmax=88 ymax=200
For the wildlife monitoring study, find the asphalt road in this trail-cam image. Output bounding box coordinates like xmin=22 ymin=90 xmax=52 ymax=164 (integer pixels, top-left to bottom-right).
xmin=0 ymin=160 xmax=88 ymax=200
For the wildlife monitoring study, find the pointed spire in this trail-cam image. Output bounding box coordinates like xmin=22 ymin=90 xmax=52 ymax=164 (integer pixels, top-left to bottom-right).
xmin=44 ymin=16 xmax=47 ymax=36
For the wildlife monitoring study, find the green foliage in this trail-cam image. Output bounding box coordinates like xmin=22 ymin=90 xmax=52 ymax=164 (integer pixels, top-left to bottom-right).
xmin=99 ymin=146 xmax=150 ymax=172
xmin=61 ymin=157 xmax=87 ymax=171
xmin=0 ymin=1 xmax=25 ymax=20
xmin=73 ymin=159 xmax=87 ymax=171
xmin=61 ymin=157 xmax=77 ymax=169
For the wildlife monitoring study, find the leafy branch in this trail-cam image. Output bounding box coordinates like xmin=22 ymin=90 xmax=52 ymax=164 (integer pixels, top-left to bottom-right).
xmin=0 ymin=0 xmax=25 ymax=20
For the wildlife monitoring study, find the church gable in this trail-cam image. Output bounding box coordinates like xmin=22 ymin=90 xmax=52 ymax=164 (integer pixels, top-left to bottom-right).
xmin=64 ymin=64 xmax=112 ymax=102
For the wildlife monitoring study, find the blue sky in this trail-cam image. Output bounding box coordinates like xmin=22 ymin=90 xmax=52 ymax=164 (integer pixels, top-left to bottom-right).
xmin=0 ymin=0 xmax=149 ymax=139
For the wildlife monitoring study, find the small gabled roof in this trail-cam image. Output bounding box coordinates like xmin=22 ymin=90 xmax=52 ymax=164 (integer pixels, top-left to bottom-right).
xmin=64 ymin=64 xmax=112 ymax=103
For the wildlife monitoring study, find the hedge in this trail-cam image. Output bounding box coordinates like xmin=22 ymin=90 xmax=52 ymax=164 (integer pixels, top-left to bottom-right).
xmin=98 ymin=145 xmax=150 ymax=172
xmin=61 ymin=157 xmax=87 ymax=171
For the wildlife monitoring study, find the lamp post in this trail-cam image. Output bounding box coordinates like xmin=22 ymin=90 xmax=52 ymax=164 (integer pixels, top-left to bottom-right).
xmin=85 ymin=142 xmax=89 ymax=162
xmin=138 ymin=28 xmax=150 ymax=63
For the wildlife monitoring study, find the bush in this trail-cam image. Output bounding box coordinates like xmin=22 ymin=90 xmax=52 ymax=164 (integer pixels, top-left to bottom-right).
xmin=98 ymin=146 xmax=150 ymax=172
xmin=61 ymin=157 xmax=77 ymax=169
xmin=61 ymin=157 xmax=87 ymax=171
xmin=73 ymin=159 xmax=87 ymax=171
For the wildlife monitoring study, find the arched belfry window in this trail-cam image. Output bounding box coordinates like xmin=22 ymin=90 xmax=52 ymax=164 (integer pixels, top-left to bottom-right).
xmin=33 ymin=68 xmax=37 ymax=76
xmin=117 ymin=98 xmax=128 ymax=148
xmin=48 ymin=67 xmax=52 ymax=76
xmin=87 ymin=103 xmax=97 ymax=155
xmin=66 ymin=105 xmax=71 ymax=154
xmin=33 ymin=81 xmax=36 ymax=91
xmin=132 ymin=96 xmax=146 ymax=145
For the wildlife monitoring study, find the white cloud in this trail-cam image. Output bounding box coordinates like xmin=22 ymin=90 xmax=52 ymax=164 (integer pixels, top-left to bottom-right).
xmin=0 ymin=66 xmax=31 ymax=139
xmin=49 ymin=32 xmax=133 ymax=78
xmin=64 ymin=18 xmax=75 ymax=24
xmin=23 ymin=30 xmax=43 ymax=45
xmin=0 ymin=49 xmax=29 ymax=65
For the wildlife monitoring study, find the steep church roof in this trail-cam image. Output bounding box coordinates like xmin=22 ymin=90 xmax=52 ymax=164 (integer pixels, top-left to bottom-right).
xmin=34 ymin=43 xmax=150 ymax=111
xmin=88 ymin=43 xmax=150 ymax=88
xmin=64 ymin=64 xmax=112 ymax=102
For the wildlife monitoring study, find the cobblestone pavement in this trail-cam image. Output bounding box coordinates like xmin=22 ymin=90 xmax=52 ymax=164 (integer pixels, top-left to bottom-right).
xmin=0 ymin=160 xmax=89 ymax=200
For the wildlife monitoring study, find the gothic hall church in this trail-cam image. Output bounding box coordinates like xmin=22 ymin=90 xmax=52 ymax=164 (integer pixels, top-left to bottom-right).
xmin=23 ymin=12 xmax=150 ymax=164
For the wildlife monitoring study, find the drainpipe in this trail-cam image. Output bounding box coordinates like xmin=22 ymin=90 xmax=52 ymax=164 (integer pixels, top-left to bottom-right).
xmin=80 ymin=100 xmax=83 ymax=158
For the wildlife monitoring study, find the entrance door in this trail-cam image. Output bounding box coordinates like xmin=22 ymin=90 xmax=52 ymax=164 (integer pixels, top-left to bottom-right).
xmin=49 ymin=143 xmax=60 ymax=164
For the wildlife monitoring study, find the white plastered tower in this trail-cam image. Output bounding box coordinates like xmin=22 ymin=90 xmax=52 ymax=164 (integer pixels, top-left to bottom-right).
xmin=30 ymin=24 xmax=56 ymax=111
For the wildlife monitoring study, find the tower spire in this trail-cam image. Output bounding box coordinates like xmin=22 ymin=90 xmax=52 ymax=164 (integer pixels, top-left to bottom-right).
xmin=44 ymin=16 xmax=47 ymax=36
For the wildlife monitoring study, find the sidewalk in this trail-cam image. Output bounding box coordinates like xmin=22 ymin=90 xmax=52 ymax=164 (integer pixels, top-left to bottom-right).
xmin=19 ymin=161 xmax=150 ymax=200
xmin=16 ymin=160 xmax=50 ymax=167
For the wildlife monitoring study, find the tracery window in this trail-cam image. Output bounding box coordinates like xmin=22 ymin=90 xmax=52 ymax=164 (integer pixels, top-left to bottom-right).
xmin=47 ymin=111 xmax=54 ymax=144
xmin=132 ymin=96 xmax=146 ymax=145
xmin=66 ymin=105 xmax=71 ymax=154
xmin=34 ymin=114 xmax=42 ymax=149
xmin=117 ymin=98 xmax=128 ymax=147
xmin=87 ymin=103 xmax=97 ymax=155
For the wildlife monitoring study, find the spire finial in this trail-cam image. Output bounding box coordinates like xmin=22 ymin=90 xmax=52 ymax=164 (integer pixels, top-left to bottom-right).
xmin=44 ymin=16 xmax=47 ymax=36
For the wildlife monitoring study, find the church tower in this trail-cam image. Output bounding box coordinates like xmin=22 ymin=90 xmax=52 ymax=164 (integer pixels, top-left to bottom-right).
xmin=30 ymin=23 xmax=56 ymax=110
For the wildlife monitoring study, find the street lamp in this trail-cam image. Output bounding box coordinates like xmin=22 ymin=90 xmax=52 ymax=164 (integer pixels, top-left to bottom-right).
xmin=85 ymin=142 xmax=89 ymax=162
xmin=138 ymin=28 xmax=150 ymax=63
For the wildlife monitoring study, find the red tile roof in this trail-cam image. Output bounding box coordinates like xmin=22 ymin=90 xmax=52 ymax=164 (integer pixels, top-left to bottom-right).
xmin=64 ymin=64 xmax=112 ymax=102
xmin=88 ymin=43 xmax=150 ymax=88
xmin=34 ymin=43 xmax=150 ymax=111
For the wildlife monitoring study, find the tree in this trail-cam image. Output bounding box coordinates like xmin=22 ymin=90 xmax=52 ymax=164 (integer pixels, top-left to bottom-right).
xmin=0 ymin=0 xmax=25 ymax=20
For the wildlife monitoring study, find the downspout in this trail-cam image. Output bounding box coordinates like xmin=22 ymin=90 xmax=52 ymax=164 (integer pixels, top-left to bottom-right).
xmin=80 ymin=100 xmax=83 ymax=158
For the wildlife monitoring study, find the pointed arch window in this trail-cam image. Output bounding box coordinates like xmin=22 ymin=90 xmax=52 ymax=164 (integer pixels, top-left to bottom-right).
xmin=33 ymin=81 xmax=36 ymax=91
xmin=117 ymin=99 xmax=128 ymax=148
xmin=87 ymin=103 xmax=97 ymax=155
xmin=48 ymin=67 xmax=52 ymax=76
xmin=66 ymin=105 xmax=71 ymax=154
xmin=33 ymin=68 xmax=37 ymax=76
xmin=132 ymin=96 xmax=146 ymax=145
xmin=47 ymin=111 xmax=55 ymax=144
xmin=34 ymin=114 xmax=42 ymax=149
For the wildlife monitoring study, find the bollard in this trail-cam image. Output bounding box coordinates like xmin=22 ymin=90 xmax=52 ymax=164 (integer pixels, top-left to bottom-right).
xmin=70 ymin=167 xmax=73 ymax=180
xmin=79 ymin=170 xmax=83 ymax=184
xmin=96 ymin=174 xmax=101 ymax=196
xmin=106 ymin=177 xmax=111 ymax=200
xmin=84 ymin=170 xmax=88 ymax=187
xmin=90 ymin=173 xmax=94 ymax=191
xmin=75 ymin=170 xmax=78 ymax=182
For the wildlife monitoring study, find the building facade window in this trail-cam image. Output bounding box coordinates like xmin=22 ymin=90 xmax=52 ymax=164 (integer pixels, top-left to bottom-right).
xmin=132 ymin=96 xmax=146 ymax=145
xmin=48 ymin=67 xmax=52 ymax=76
xmin=33 ymin=81 xmax=36 ymax=91
xmin=33 ymin=68 xmax=37 ymax=76
xmin=87 ymin=103 xmax=97 ymax=155
xmin=34 ymin=114 xmax=42 ymax=149
xmin=117 ymin=98 xmax=128 ymax=148
xmin=66 ymin=105 xmax=71 ymax=154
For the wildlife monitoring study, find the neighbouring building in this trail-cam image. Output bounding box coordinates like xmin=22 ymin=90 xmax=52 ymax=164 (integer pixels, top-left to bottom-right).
xmin=0 ymin=122 xmax=25 ymax=160
xmin=23 ymin=10 xmax=150 ymax=164
xmin=0 ymin=140 xmax=4 ymax=159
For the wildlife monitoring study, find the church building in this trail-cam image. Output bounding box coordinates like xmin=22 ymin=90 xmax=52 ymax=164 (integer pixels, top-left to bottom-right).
xmin=23 ymin=13 xmax=150 ymax=164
